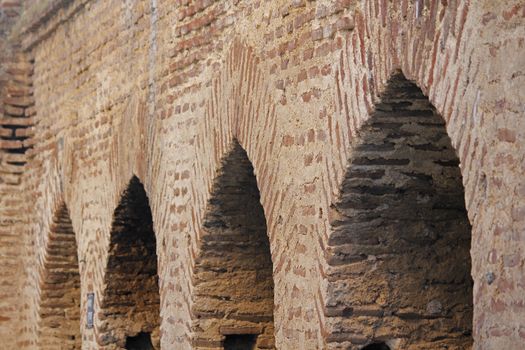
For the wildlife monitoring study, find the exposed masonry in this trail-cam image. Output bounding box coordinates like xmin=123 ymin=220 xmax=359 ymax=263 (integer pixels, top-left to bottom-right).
xmin=192 ymin=142 xmax=275 ymax=350
xmin=0 ymin=54 xmax=34 ymax=162
xmin=326 ymin=74 xmax=472 ymax=349
xmin=0 ymin=6 xmax=31 ymax=338
xmin=99 ymin=177 xmax=160 ymax=349
xmin=1 ymin=0 xmax=523 ymax=349
xmin=0 ymin=54 xmax=33 ymax=345
xmin=0 ymin=54 xmax=35 ymax=156
xmin=37 ymin=204 xmax=81 ymax=350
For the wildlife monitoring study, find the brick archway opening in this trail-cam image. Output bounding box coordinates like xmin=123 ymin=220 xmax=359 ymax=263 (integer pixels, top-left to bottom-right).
xmin=99 ymin=176 xmax=160 ymax=348
xmin=192 ymin=141 xmax=275 ymax=349
xmin=38 ymin=203 xmax=81 ymax=350
xmin=325 ymin=73 xmax=473 ymax=349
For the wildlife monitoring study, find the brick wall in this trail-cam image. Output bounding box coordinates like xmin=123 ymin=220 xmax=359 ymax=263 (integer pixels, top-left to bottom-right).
xmin=0 ymin=0 xmax=523 ymax=349
xmin=0 ymin=0 xmax=23 ymax=91
xmin=0 ymin=0 xmax=33 ymax=344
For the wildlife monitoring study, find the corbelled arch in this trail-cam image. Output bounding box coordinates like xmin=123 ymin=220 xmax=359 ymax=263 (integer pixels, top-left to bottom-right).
xmin=98 ymin=176 xmax=160 ymax=349
xmin=37 ymin=202 xmax=81 ymax=350
xmin=191 ymin=140 xmax=275 ymax=349
xmin=323 ymin=72 xmax=473 ymax=349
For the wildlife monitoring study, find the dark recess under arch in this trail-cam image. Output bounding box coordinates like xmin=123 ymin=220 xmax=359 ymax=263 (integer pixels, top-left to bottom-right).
xmin=325 ymin=73 xmax=473 ymax=349
xmin=362 ymin=342 xmax=390 ymax=350
xmin=99 ymin=176 xmax=160 ymax=349
xmin=38 ymin=204 xmax=81 ymax=350
xmin=192 ymin=141 xmax=275 ymax=349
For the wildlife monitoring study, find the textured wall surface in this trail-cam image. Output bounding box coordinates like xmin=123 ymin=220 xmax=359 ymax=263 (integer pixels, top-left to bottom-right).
xmin=0 ymin=0 xmax=524 ymax=349
xmin=0 ymin=0 xmax=31 ymax=343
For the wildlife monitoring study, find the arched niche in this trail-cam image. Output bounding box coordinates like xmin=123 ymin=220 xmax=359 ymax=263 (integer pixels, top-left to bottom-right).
xmin=99 ymin=176 xmax=160 ymax=349
xmin=192 ymin=141 xmax=275 ymax=349
xmin=325 ymin=73 xmax=473 ymax=349
xmin=38 ymin=203 xmax=81 ymax=349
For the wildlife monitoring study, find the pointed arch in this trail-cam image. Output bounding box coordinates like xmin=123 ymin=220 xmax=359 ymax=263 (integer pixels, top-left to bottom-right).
xmin=324 ymin=73 xmax=473 ymax=349
xmin=99 ymin=176 xmax=160 ymax=348
xmin=192 ymin=141 xmax=275 ymax=349
xmin=38 ymin=203 xmax=81 ymax=349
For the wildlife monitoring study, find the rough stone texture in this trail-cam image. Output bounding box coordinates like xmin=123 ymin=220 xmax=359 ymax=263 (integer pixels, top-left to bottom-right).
xmin=0 ymin=0 xmax=523 ymax=349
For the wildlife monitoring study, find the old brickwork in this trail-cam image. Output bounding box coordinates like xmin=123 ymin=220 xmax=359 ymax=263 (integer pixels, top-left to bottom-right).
xmin=0 ymin=0 xmax=523 ymax=349
xmin=193 ymin=142 xmax=275 ymax=349
xmin=38 ymin=203 xmax=81 ymax=350
xmin=0 ymin=0 xmax=32 ymax=344
xmin=325 ymin=74 xmax=472 ymax=349
xmin=100 ymin=176 xmax=160 ymax=348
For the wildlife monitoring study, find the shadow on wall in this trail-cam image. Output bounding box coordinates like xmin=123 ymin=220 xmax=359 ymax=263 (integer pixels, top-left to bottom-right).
xmin=326 ymin=72 xmax=473 ymax=349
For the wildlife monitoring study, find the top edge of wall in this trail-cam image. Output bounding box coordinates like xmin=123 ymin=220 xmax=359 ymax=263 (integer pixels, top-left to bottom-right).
xmin=10 ymin=0 xmax=89 ymax=51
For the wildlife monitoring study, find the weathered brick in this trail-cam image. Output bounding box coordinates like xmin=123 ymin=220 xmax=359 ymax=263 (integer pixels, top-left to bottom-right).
xmin=3 ymin=104 xmax=24 ymax=116
xmin=0 ymin=139 xmax=23 ymax=149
